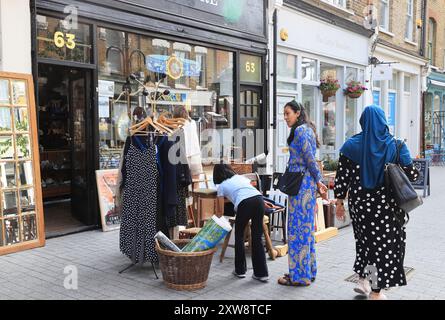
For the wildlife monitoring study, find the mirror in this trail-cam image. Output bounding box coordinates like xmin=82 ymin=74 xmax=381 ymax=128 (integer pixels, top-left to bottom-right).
xmin=18 ymin=161 xmax=33 ymax=186
xmin=20 ymin=189 xmax=35 ymax=212
xmin=0 ymin=79 xmax=9 ymax=104
xmin=0 ymin=136 xmax=14 ymax=160
xmin=2 ymin=190 xmax=18 ymax=216
xmin=0 ymin=107 xmax=12 ymax=131
xmin=22 ymin=214 xmax=37 ymax=242
xmin=14 ymin=108 xmax=29 ymax=132
xmin=0 ymin=162 xmax=17 ymax=188
xmin=4 ymin=218 xmax=20 ymax=245
xmin=16 ymin=134 xmax=31 ymax=159
xmin=11 ymin=80 xmax=27 ymax=106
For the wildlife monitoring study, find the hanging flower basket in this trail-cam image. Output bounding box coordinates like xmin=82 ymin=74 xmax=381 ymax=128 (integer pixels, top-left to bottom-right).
xmin=346 ymin=92 xmax=363 ymax=99
xmin=344 ymin=80 xmax=367 ymax=99
xmin=319 ymin=78 xmax=340 ymax=102
xmin=321 ymin=89 xmax=338 ymax=102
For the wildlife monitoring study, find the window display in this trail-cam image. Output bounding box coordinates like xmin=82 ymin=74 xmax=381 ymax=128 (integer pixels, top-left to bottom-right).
xmin=97 ymin=27 xmax=234 ymax=168
xmin=0 ymin=72 xmax=44 ymax=254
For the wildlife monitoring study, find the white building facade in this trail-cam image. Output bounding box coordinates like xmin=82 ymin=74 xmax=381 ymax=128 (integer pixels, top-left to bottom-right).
xmin=268 ymin=0 xmax=372 ymax=173
xmin=364 ymin=43 xmax=426 ymax=158
xmin=0 ymin=0 xmax=32 ymax=74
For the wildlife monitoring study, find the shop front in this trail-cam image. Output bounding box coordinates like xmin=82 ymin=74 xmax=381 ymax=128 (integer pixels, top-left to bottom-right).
xmin=423 ymin=71 xmax=445 ymax=158
xmin=28 ymin=0 xmax=268 ymax=240
xmin=271 ymin=2 xmax=371 ymax=173
xmin=368 ymin=44 xmax=425 ymax=158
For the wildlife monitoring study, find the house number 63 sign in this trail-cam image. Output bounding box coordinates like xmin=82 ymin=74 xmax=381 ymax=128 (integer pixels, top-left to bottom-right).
xmin=54 ymin=31 xmax=76 ymax=50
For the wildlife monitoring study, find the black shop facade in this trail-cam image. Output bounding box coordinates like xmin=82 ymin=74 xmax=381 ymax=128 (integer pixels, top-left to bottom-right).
xmin=31 ymin=0 xmax=268 ymax=239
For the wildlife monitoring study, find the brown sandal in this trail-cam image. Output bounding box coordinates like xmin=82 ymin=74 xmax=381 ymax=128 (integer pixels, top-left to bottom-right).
xmin=277 ymin=276 xmax=310 ymax=287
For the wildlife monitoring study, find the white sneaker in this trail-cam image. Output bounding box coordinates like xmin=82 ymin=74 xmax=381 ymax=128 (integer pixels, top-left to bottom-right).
xmin=252 ymin=274 xmax=269 ymax=282
xmin=232 ymin=270 xmax=246 ymax=278
xmin=368 ymin=292 xmax=388 ymax=300
xmin=354 ymin=278 xmax=371 ymax=295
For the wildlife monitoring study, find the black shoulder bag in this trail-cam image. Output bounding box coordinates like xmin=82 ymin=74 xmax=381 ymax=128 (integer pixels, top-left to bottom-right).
xmin=275 ymin=168 xmax=306 ymax=196
xmin=384 ymin=140 xmax=423 ymax=225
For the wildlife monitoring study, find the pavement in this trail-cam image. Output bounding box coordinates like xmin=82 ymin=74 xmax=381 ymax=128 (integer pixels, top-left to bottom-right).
xmin=1 ymin=167 xmax=445 ymax=300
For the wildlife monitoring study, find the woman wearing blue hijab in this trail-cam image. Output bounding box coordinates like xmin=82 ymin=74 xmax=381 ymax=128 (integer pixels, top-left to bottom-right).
xmin=334 ymin=105 xmax=419 ymax=300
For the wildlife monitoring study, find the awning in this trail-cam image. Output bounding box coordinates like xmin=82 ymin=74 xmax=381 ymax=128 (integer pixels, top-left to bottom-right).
xmin=430 ymin=79 xmax=445 ymax=88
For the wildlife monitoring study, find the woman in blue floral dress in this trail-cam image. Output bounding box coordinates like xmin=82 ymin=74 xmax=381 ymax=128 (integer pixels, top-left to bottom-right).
xmin=278 ymin=101 xmax=327 ymax=286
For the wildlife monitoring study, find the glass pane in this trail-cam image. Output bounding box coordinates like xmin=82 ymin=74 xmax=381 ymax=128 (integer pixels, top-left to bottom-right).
xmin=302 ymin=85 xmax=316 ymax=123
xmin=16 ymin=134 xmax=31 ymax=159
xmin=389 ymin=73 xmax=397 ymax=90
xmin=277 ymin=53 xmax=297 ymax=79
xmin=404 ymin=76 xmax=411 ymax=92
xmin=22 ymin=214 xmax=37 ymax=242
xmin=2 ymin=190 xmax=18 ymax=217
xmin=322 ymin=101 xmax=336 ymax=150
xmin=20 ymin=189 xmax=35 ymax=213
xmin=246 ymin=90 xmax=251 ymax=106
xmin=0 ymin=162 xmax=17 ymax=188
xmin=240 ymin=54 xmax=261 ymax=83
xmin=277 ymin=82 xmax=297 ymax=91
xmin=345 ymin=97 xmax=357 ymax=139
xmin=0 ymin=107 xmax=12 ymax=132
xmin=11 ymin=81 xmax=27 ymax=105
xmin=302 ymin=58 xmax=317 ymax=81
xmin=18 ymin=161 xmax=33 ymax=186
xmin=14 ymin=108 xmax=29 ymax=132
xmin=0 ymin=79 xmax=10 ymax=104
xmin=4 ymin=218 xmax=20 ymax=245
xmin=37 ymin=14 xmax=92 ymax=64
xmin=0 ymin=136 xmax=14 ymax=160
xmin=373 ymin=80 xmax=381 ymax=88
xmin=346 ymin=67 xmax=358 ymax=83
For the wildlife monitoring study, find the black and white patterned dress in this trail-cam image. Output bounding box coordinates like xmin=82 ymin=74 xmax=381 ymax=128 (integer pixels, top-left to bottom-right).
xmin=334 ymin=154 xmax=419 ymax=289
xmin=120 ymin=140 xmax=159 ymax=264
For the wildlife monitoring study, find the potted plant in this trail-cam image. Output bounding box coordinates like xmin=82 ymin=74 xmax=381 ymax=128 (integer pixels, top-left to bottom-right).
xmin=319 ymin=78 xmax=340 ymax=102
xmin=344 ymin=80 xmax=367 ymax=99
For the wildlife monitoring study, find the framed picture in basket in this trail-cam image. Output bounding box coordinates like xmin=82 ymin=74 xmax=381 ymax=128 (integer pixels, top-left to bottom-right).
xmin=95 ymin=169 xmax=120 ymax=232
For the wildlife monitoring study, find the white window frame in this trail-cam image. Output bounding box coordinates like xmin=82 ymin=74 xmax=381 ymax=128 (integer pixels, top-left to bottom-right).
xmin=379 ymin=0 xmax=390 ymax=31
xmin=405 ymin=0 xmax=413 ymax=41
xmin=322 ymin=0 xmax=347 ymax=8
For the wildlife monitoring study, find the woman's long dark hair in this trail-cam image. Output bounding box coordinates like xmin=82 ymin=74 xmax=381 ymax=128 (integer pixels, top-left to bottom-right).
xmin=285 ymin=100 xmax=320 ymax=148
xmin=213 ymin=164 xmax=236 ymax=185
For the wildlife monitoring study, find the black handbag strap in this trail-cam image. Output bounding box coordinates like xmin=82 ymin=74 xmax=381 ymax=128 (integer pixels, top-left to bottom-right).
xmin=394 ymin=139 xmax=403 ymax=165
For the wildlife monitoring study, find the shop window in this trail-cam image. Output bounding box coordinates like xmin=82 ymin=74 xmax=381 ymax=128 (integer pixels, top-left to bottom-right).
xmin=302 ymin=85 xmax=316 ymax=125
xmin=277 ymin=82 xmax=297 ymax=91
xmin=405 ymin=0 xmax=414 ymax=41
xmin=36 ymin=14 xmax=92 ymax=64
xmin=389 ymin=73 xmax=397 ymax=90
xmin=379 ymin=0 xmax=390 ymax=31
xmin=428 ymin=19 xmax=436 ymax=66
xmin=302 ymin=58 xmax=317 ymax=82
xmin=424 ymin=94 xmax=433 ymax=146
xmin=404 ymin=76 xmax=411 ymax=92
xmin=277 ymin=53 xmax=297 ymax=79
xmin=97 ymin=27 xmax=234 ymax=168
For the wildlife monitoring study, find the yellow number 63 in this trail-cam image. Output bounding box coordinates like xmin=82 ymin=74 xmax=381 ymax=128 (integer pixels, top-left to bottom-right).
xmin=54 ymin=31 xmax=76 ymax=50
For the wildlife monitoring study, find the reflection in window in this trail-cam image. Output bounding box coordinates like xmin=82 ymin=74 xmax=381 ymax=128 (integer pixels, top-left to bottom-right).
xmin=302 ymin=85 xmax=316 ymax=124
xmin=0 ymin=162 xmax=16 ymax=188
xmin=37 ymin=14 xmax=92 ymax=64
xmin=97 ymin=27 xmax=234 ymax=168
xmin=277 ymin=53 xmax=297 ymax=79
xmin=0 ymin=107 xmax=12 ymax=132
xmin=345 ymin=97 xmax=357 ymax=140
xmin=302 ymin=58 xmax=317 ymax=81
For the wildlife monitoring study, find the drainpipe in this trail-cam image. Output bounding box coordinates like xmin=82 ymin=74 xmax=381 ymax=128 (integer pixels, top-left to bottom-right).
xmin=420 ymin=0 xmax=427 ymax=57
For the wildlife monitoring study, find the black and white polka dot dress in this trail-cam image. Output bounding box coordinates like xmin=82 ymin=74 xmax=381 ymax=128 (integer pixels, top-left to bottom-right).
xmin=334 ymin=154 xmax=419 ymax=289
xmin=119 ymin=141 xmax=159 ymax=264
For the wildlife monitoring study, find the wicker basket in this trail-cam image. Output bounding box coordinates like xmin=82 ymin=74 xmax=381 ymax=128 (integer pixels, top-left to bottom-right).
xmin=346 ymin=92 xmax=362 ymax=99
xmin=230 ymin=163 xmax=253 ymax=174
xmin=155 ymin=239 xmax=216 ymax=291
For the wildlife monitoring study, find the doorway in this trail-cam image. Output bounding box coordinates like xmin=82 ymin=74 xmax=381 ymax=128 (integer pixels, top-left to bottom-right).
xmin=37 ymin=64 xmax=94 ymax=238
